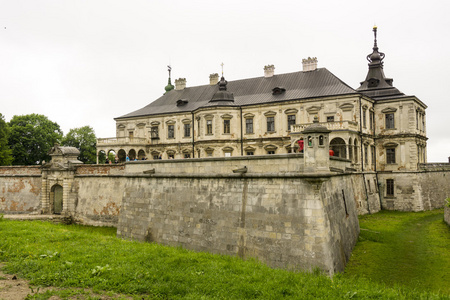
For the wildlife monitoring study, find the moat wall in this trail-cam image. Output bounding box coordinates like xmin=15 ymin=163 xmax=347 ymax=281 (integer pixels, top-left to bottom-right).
xmin=1 ymin=155 xmax=449 ymax=273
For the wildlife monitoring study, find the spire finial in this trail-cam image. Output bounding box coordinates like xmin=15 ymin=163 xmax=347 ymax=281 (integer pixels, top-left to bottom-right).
xmin=220 ymin=62 xmax=224 ymax=77
xmin=373 ymin=25 xmax=378 ymax=49
xmin=164 ymin=65 xmax=174 ymax=93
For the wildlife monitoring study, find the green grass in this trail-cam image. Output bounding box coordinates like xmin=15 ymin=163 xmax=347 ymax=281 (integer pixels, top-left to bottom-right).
xmin=343 ymin=208 xmax=450 ymax=294
xmin=0 ymin=212 xmax=449 ymax=299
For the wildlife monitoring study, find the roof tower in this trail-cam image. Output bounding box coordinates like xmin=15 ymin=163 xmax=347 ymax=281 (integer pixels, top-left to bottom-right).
xmin=357 ymin=26 xmax=404 ymax=99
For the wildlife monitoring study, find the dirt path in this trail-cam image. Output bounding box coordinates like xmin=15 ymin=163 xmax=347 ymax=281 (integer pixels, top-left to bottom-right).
xmin=0 ymin=263 xmax=134 ymax=300
xmin=0 ymin=264 xmax=49 ymax=300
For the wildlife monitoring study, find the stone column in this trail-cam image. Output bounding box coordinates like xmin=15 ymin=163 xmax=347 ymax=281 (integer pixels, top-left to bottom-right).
xmin=41 ymin=174 xmax=50 ymax=214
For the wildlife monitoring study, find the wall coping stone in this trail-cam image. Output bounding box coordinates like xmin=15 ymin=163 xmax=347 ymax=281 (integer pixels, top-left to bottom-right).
xmin=75 ymin=172 xmax=337 ymax=179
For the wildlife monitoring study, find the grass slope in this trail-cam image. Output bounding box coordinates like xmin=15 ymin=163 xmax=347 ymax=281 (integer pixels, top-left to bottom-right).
xmin=343 ymin=209 xmax=450 ymax=294
xmin=0 ymin=211 xmax=449 ymax=299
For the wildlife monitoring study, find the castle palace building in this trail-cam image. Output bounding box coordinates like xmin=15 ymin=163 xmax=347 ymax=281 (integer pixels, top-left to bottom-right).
xmin=97 ymin=27 xmax=428 ymax=175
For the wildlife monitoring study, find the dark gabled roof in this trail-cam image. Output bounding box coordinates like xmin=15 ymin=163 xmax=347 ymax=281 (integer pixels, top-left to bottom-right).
xmin=116 ymin=68 xmax=357 ymax=120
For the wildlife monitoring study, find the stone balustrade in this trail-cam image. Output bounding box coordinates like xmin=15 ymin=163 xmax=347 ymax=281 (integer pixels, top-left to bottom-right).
xmin=291 ymin=121 xmax=359 ymax=133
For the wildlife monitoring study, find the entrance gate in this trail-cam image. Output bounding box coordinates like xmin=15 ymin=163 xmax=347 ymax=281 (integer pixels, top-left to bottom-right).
xmin=52 ymin=185 xmax=63 ymax=214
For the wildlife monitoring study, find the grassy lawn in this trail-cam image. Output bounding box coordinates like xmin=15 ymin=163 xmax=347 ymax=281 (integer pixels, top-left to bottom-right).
xmin=343 ymin=208 xmax=450 ymax=294
xmin=0 ymin=211 xmax=449 ymax=299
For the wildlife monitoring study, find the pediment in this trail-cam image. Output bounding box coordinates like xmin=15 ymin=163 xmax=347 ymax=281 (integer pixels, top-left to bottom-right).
xmin=284 ymin=108 xmax=298 ymax=115
xmin=381 ymin=107 xmax=398 ymax=113
xmin=339 ymin=103 xmax=354 ymax=111
xmin=264 ymin=111 xmax=277 ymax=117
xmin=306 ymin=106 xmax=321 ymax=114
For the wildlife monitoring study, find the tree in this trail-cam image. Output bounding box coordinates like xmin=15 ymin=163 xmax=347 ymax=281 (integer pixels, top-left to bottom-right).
xmin=0 ymin=113 xmax=13 ymax=165
xmin=62 ymin=126 xmax=97 ymax=164
xmin=8 ymin=114 xmax=63 ymax=165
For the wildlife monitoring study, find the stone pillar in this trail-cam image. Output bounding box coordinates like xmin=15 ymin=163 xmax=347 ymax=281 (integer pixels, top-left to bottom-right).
xmin=41 ymin=175 xmax=50 ymax=214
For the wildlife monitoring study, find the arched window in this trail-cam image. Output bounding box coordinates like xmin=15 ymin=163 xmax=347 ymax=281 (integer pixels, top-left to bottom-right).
xmin=319 ymin=135 xmax=324 ymax=146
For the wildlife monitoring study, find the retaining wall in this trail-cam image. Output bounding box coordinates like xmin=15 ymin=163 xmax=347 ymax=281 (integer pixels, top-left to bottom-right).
xmin=0 ymin=166 xmax=42 ymax=213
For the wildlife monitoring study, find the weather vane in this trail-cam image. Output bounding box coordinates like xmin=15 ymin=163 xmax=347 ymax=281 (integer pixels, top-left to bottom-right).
xmin=167 ymin=65 xmax=172 ymax=78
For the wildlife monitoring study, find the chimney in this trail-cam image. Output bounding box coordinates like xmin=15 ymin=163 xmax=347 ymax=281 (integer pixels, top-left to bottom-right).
xmin=264 ymin=65 xmax=275 ymax=78
xmin=209 ymin=73 xmax=219 ymax=85
xmin=302 ymin=57 xmax=318 ymax=72
xmin=175 ymin=78 xmax=186 ymax=90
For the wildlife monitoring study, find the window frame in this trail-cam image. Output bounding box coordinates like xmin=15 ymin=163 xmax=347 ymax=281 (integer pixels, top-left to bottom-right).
xmin=223 ymin=119 xmax=230 ymax=134
xmin=184 ymin=123 xmax=191 ymax=138
xmin=385 ymin=113 xmax=395 ymax=129
xmin=386 ymin=148 xmax=396 ymax=164
xmin=267 ymin=116 xmax=275 ymax=132
xmin=386 ymin=179 xmax=394 ymax=197
xmin=245 ymin=118 xmax=253 ymax=134
xmin=287 ymin=114 xmax=296 ymax=131
xmin=206 ymin=120 xmax=213 ymax=135
xmin=168 ymin=124 xmax=175 ymax=139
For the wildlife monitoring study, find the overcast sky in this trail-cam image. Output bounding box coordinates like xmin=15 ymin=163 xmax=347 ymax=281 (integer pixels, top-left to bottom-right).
xmin=1 ymin=0 xmax=449 ymax=162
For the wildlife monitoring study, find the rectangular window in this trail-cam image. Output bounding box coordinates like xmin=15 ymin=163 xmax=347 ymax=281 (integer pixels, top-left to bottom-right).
xmin=223 ymin=119 xmax=230 ymax=134
xmin=416 ymin=111 xmax=419 ymax=130
xmin=245 ymin=118 xmax=253 ymax=134
xmin=206 ymin=120 xmax=213 ymax=135
xmin=364 ymin=145 xmax=368 ymax=165
xmin=363 ymin=109 xmax=367 ymax=128
xmin=168 ymin=125 xmax=175 ymax=139
xmin=386 ymin=179 xmax=394 ymax=196
xmin=370 ymin=112 xmax=374 ymax=130
xmin=184 ymin=123 xmax=191 ymax=137
xmin=151 ymin=126 xmax=159 ymax=138
xmin=129 ymin=131 xmax=134 ymax=138
xmin=246 ymin=151 xmax=254 ymax=156
xmin=287 ymin=115 xmax=296 ymax=130
xmin=386 ymin=148 xmax=396 ymax=164
xmin=184 ymin=153 xmax=190 ymax=159
xmin=385 ymin=113 xmax=395 ymax=129
xmin=371 ymin=145 xmax=376 ymax=166
xmin=267 ymin=150 xmax=275 ymax=155
xmin=327 ymin=116 xmax=334 ymax=122
xmin=267 ymin=117 xmax=275 ymax=132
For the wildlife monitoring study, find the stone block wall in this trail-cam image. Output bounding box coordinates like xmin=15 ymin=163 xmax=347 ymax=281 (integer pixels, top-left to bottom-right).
xmin=116 ymin=172 xmax=362 ymax=274
xmin=0 ymin=166 xmax=42 ymax=213
xmin=72 ymin=176 xmax=126 ymax=227
xmin=377 ymin=166 xmax=450 ymax=211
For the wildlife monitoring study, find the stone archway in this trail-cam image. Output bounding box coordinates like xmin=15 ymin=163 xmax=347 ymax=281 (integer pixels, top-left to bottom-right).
xmin=138 ymin=149 xmax=146 ymax=160
xmin=128 ymin=149 xmax=136 ymax=160
xmin=51 ymin=184 xmax=63 ymax=214
xmin=330 ymin=137 xmax=347 ymax=159
xmin=118 ymin=149 xmax=126 ymax=162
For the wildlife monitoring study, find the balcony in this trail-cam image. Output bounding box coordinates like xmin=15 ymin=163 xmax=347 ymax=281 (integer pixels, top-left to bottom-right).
xmin=291 ymin=121 xmax=359 ymax=133
xmin=97 ymin=137 xmax=147 ymax=146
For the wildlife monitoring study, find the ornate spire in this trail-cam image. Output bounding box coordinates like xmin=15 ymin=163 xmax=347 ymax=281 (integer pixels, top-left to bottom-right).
xmin=164 ymin=65 xmax=174 ymax=93
xmin=367 ymin=26 xmax=385 ymax=68
xmin=357 ymin=26 xmax=403 ymax=99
